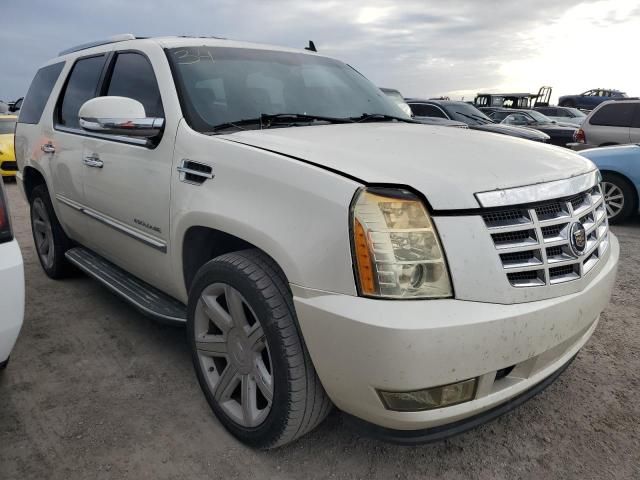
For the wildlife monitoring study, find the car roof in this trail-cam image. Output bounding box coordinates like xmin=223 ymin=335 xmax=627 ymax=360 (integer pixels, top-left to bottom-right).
xmin=50 ymin=34 xmax=326 ymax=65
xmin=405 ymin=98 xmax=467 ymax=107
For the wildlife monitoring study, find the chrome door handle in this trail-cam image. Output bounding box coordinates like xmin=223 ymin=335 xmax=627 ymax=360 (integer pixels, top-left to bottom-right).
xmin=41 ymin=143 xmax=55 ymax=154
xmin=83 ymin=154 xmax=104 ymax=168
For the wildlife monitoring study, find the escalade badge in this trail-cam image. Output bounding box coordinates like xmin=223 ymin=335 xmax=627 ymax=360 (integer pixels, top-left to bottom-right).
xmin=569 ymin=221 xmax=586 ymax=256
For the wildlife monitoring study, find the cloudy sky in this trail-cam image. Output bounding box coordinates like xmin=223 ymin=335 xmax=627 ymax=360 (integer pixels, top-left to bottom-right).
xmin=1 ymin=0 xmax=638 ymax=103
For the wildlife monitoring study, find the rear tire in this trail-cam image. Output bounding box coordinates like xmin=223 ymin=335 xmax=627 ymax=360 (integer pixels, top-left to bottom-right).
xmin=29 ymin=184 xmax=74 ymax=278
xmin=601 ymin=173 xmax=636 ymax=224
xmin=187 ymin=249 xmax=332 ymax=449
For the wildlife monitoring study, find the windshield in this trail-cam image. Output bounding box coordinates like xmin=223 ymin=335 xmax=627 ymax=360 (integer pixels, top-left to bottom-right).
xmin=167 ymin=47 xmax=409 ymax=132
xmin=526 ymin=110 xmax=553 ymax=123
xmin=0 ymin=119 xmax=16 ymax=135
xmin=443 ymin=103 xmax=493 ymax=125
xmin=564 ymin=107 xmax=586 ymax=118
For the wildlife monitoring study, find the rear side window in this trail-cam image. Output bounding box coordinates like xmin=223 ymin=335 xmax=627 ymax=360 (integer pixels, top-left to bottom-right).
xmin=105 ymin=53 xmax=164 ymax=118
xmin=0 ymin=119 xmax=16 ymax=134
xmin=59 ymin=55 xmax=106 ymax=128
xmin=410 ymin=104 xmax=447 ymax=118
xmin=589 ymin=103 xmax=636 ymax=127
xmin=18 ymin=62 xmax=65 ymax=124
xmin=538 ymin=107 xmax=557 ymax=116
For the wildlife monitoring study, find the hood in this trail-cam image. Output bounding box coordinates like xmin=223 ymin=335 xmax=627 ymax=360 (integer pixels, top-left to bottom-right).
xmin=470 ymin=123 xmax=549 ymax=140
xmin=222 ymin=123 xmax=595 ymax=210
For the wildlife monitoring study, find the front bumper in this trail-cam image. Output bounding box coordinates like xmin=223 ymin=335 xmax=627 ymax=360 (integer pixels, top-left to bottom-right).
xmin=0 ymin=239 xmax=25 ymax=363
xmin=292 ymin=233 xmax=618 ymax=433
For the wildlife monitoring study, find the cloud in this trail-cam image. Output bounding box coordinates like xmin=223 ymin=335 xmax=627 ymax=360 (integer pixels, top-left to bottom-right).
xmin=0 ymin=0 xmax=637 ymax=103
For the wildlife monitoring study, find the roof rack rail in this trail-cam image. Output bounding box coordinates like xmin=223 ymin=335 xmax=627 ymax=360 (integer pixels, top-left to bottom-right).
xmin=58 ymin=34 xmax=137 ymax=56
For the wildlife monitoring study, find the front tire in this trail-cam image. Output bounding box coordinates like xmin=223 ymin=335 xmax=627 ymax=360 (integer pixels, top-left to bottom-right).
xmin=187 ymin=249 xmax=332 ymax=449
xmin=29 ymin=184 xmax=74 ymax=278
xmin=601 ymin=173 xmax=636 ymax=224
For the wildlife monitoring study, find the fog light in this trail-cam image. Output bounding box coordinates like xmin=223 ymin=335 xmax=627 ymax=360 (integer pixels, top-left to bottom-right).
xmin=378 ymin=378 xmax=477 ymax=412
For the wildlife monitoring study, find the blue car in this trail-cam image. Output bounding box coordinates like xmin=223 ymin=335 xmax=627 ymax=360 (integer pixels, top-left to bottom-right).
xmin=580 ymin=144 xmax=640 ymax=223
xmin=559 ymin=89 xmax=627 ymax=110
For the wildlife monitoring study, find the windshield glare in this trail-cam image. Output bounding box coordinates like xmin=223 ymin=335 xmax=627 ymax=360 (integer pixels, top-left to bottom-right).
xmin=444 ymin=103 xmax=492 ymax=124
xmin=565 ymin=107 xmax=586 ymax=117
xmin=168 ymin=47 xmax=408 ymax=132
xmin=527 ymin=110 xmax=553 ymax=123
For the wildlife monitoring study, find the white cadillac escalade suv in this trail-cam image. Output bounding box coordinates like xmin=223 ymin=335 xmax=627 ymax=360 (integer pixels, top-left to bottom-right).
xmin=15 ymin=35 xmax=618 ymax=448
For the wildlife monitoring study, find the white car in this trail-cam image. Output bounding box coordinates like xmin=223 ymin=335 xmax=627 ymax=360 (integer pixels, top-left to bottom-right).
xmin=15 ymin=34 xmax=618 ymax=448
xmin=0 ymin=178 xmax=25 ymax=371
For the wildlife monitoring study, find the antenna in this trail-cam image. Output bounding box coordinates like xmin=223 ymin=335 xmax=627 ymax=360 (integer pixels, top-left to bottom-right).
xmin=305 ymin=40 xmax=317 ymax=52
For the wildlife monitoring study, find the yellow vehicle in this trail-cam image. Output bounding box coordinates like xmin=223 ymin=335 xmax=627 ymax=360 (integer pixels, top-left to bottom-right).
xmin=0 ymin=115 xmax=18 ymax=178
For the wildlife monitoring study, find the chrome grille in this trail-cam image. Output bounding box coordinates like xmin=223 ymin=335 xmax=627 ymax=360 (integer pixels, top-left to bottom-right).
xmin=483 ymin=185 xmax=609 ymax=287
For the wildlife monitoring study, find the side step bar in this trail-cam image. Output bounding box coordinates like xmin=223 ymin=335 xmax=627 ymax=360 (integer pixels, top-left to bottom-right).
xmin=65 ymin=247 xmax=187 ymax=324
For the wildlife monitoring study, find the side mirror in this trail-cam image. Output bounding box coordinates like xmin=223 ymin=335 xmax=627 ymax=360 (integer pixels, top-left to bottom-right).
xmin=78 ymin=96 xmax=164 ymax=137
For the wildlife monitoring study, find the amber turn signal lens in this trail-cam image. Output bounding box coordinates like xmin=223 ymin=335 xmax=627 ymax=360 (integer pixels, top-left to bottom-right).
xmin=354 ymin=219 xmax=375 ymax=295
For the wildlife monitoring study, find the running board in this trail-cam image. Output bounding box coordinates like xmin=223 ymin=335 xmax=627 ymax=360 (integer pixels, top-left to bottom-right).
xmin=65 ymin=247 xmax=187 ymax=323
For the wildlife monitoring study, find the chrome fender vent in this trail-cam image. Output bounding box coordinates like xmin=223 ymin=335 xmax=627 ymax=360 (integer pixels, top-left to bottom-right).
xmin=177 ymin=159 xmax=214 ymax=185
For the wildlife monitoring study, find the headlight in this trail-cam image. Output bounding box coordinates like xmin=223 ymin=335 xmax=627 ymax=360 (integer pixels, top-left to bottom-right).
xmin=351 ymin=187 xmax=452 ymax=299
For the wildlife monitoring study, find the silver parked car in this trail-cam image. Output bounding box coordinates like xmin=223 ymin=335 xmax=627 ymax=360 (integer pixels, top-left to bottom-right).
xmin=534 ymin=106 xmax=587 ymax=127
xmin=570 ymin=99 xmax=640 ymax=151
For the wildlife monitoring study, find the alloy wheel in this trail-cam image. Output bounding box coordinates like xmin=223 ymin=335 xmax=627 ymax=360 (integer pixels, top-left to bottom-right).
xmin=32 ymin=198 xmax=55 ymax=269
xmin=602 ymin=181 xmax=625 ymax=219
xmin=194 ymin=283 xmax=273 ymax=428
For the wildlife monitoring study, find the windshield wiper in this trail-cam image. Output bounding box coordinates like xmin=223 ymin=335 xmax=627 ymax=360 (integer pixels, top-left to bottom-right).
xmin=209 ymin=113 xmax=354 ymax=133
xmin=262 ymin=113 xmax=354 ymax=125
xmin=351 ymin=113 xmax=417 ymax=123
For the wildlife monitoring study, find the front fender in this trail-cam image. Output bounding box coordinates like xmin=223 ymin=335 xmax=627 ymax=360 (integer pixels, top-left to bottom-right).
xmin=170 ymin=122 xmax=362 ymax=302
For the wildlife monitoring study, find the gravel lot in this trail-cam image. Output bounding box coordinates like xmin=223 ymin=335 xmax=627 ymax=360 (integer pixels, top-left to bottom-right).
xmin=0 ymin=179 xmax=638 ymax=480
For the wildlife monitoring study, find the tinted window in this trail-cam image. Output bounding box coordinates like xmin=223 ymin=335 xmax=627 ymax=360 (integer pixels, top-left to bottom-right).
xmin=18 ymin=62 xmax=65 ymax=124
xmin=410 ymin=104 xmax=447 ymax=118
xmin=590 ymin=103 xmax=636 ymax=127
xmin=0 ymin=119 xmax=16 ymax=134
xmin=106 ymin=53 xmax=164 ymax=118
xmin=59 ymin=55 xmax=106 ymax=128
xmin=536 ymin=107 xmax=554 ymax=116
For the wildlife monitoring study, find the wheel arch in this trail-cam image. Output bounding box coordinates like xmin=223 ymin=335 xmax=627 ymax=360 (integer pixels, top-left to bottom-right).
xmin=180 ymin=225 xmax=292 ymax=296
xmin=600 ymin=169 xmax=639 ymax=210
xmin=22 ymin=165 xmax=48 ymax=203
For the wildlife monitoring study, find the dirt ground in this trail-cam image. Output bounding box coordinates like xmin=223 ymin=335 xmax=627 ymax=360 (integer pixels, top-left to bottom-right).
xmin=0 ymin=180 xmax=638 ymax=480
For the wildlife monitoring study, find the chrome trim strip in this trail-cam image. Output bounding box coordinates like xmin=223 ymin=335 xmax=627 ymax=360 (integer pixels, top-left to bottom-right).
xmin=79 ymin=117 xmax=164 ymax=138
xmin=55 ymin=125 xmax=149 ymax=146
xmin=475 ymin=170 xmax=600 ymax=208
xmin=55 ymin=194 xmax=167 ymax=253
xmin=55 ymin=193 xmax=84 ymax=211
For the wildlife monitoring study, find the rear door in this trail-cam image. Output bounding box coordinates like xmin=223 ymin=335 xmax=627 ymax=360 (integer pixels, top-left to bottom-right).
xmin=80 ymin=47 xmax=178 ymax=292
xmin=49 ymin=54 xmax=109 ymax=243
